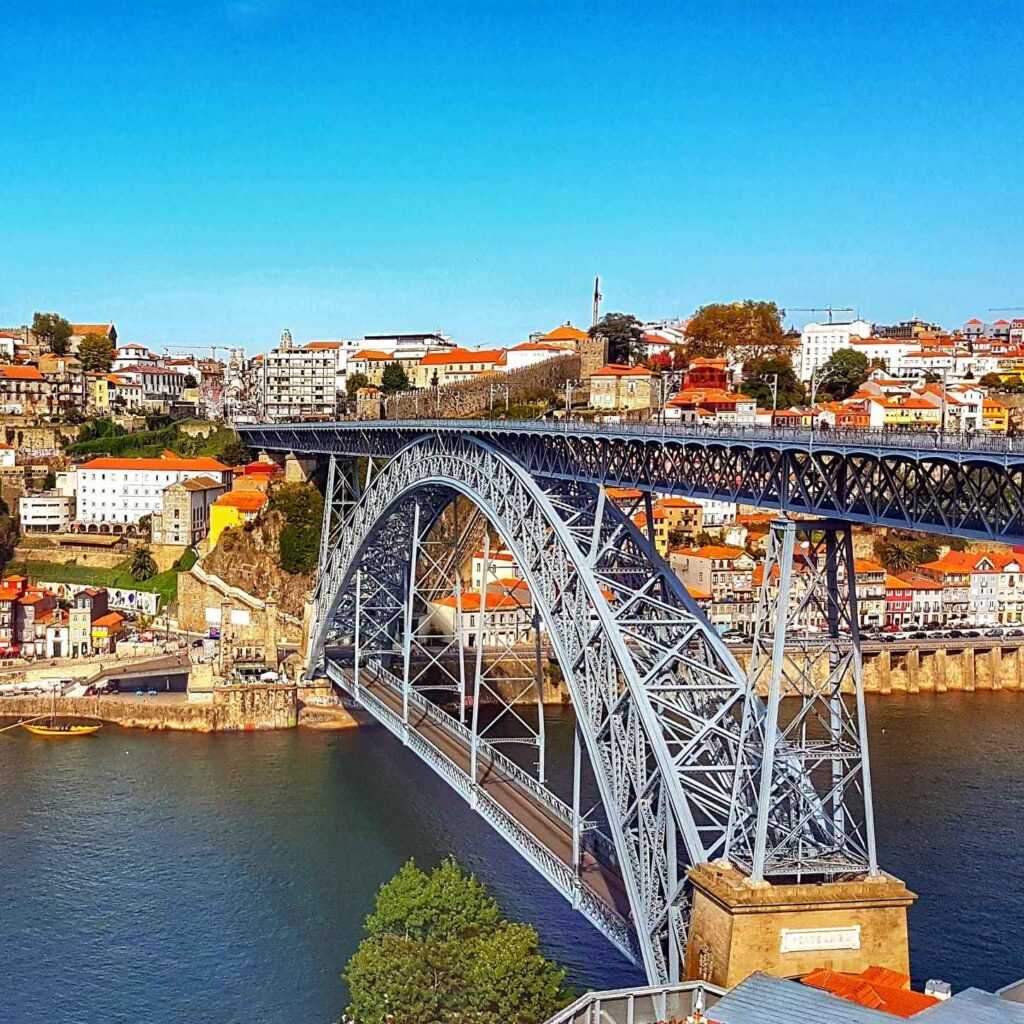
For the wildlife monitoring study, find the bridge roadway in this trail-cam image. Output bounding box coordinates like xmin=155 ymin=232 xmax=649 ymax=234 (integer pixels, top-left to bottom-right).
xmin=239 ymin=419 xmax=1024 ymax=545
xmin=324 ymin=652 xmax=639 ymax=961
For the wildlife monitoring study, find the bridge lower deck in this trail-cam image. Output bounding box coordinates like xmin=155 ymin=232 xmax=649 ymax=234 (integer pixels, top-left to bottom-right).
xmin=327 ymin=657 xmax=634 ymax=935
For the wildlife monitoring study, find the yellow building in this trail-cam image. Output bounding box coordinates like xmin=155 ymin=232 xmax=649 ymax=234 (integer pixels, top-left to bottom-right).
xmin=209 ymin=490 xmax=268 ymax=547
xmin=89 ymin=374 xmax=110 ymax=412
xmin=982 ymin=397 xmax=1009 ymax=434
xmin=91 ymin=611 xmax=125 ymax=653
xmin=348 ymin=349 xmax=393 ymax=386
xmin=590 ymin=364 xmax=657 ymax=413
xmin=879 ymin=397 xmax=942 ymax=429
xmin=413 ymin=348 xmax=507 ymax=388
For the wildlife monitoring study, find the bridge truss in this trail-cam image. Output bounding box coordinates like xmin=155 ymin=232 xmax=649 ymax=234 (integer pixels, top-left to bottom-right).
xmin=299 ymin=432 xmax=879 ymax=985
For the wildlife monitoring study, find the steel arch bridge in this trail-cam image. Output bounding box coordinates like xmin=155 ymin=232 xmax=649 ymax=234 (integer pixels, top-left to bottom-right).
xmin=239 ymin=421 xmax=892 ymax=986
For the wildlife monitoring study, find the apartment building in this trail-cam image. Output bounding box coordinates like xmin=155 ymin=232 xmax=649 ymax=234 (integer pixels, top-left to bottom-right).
xmin=262 ymin=333 xmax=344 ymax=421
xmin=38 ymin=353 xmax=86 ymax=415
xmin=76 ymin=453 xmax=231 ymax=525
xmin=670 ymin=545 xmax=756 ymax=635
xmin=798 ymin=319 xmax=873 ymax=380
xmin=0 ymin=365 xmax=52 ymax=416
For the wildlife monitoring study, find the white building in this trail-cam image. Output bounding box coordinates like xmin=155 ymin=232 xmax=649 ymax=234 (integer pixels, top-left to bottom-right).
xmin=427 ymin=579 xmax=534 ymax=647
xmin=470 ymin=548 xmax=523 ymax=589
xmin=504 ymin=341 xmax=565 ymax=372
xmin=116 ymin=365 xmax=187 ymax=403
xmin=798 ymin=319 xmax=873 ymax=380
xmin=19 ymin=492 xmax=75 ymax=533
xmin=75 ymin=454 xmax=231 ymax=525
xmin=262 ymin=331 xmax=345 ymax=421
xmin=112 ymin=343 xmax=160 ymax=371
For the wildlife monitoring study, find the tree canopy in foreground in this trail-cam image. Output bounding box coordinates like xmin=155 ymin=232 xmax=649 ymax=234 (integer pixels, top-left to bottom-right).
xmin=342 ymin=858 xmax=572 ymax=1024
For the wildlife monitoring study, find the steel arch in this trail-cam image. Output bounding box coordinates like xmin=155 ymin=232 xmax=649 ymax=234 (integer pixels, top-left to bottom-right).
xmin=311 ymin=433 xmax=754 ymax=984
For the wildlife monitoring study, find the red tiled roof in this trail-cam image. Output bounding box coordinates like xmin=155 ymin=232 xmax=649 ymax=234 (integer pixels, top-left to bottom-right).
xmin=420 ymin=347 xmax=505 ymax=366
xmin=802 ymin=967 xmax=938 ymax=1018
xmin=305 ymin=341 xmax=341 ymax=350
xmin=674 ymin=545 xmax=747 ymax=560
xmin=508 ymin=341 xmax=562 ymax=352
xmin=1 ymin=364 xmax=44 ymax=380
xmin=351 ymin=349 xmax=392 ymax=361
xmin=543 ymin=323 xmax=588 ymax=342
xmin=214 ymin=490 xmax=268 ymax=511
xmin=592 ymin=363 xmax=652 ymax=377
xmin=92 ymin=611 xmax=125 ymax=628
xmin=80 ymin=455 xmax=228 ymax=472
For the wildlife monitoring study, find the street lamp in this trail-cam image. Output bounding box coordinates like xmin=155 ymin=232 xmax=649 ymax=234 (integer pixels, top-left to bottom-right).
xmin=564 ymin=378 xmax=580 ymax=421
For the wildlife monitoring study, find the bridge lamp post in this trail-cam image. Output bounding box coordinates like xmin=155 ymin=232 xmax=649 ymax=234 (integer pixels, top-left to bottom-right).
xmin=563 ymin=378 xmax=580 ymax=422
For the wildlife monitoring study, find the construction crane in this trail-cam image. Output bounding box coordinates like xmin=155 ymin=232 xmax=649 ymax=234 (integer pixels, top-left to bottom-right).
xmin=782 ymin=306 xmax=855 ymax=324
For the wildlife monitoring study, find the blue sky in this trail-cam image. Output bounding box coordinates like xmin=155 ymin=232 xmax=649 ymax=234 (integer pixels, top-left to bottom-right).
xmin=2 ymin=1 xmax=1021 ymax=352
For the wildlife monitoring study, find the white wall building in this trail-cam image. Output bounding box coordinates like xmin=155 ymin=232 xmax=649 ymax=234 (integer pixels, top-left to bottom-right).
xmin=798 ymin=319 xmax=873 ymax=380
xmin=262 ymin=331 xmax=344 ymax=421
xmin=19 ymin=492 xmax=75 ymax=532
xmin=75 ymin=454 xmax=230 ymax=525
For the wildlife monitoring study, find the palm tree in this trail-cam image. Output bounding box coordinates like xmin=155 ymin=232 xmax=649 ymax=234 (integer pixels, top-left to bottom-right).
xmin=129 ymin=545 xmax=158 ymax=582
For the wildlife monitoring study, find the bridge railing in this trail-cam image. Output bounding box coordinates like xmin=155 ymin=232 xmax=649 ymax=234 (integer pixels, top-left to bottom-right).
xmin=325 ymin=660 xmax=638 ymax=961
xmin=363 ymin=659 xmax=620 ymax=865
xmin=245 ymin=416 xmax=1024 ymax=457
xmin=543 ymin=980 xmax=725 ymax=1024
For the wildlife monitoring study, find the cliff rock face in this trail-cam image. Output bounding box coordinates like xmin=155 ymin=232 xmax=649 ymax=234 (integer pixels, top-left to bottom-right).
xmin=202 ymin=510 xmax=313 ymax=618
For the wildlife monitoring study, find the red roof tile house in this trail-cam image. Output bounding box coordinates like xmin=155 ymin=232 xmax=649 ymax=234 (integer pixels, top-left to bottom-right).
xmin=0 ymin=364 xmax=53 ymax=416
xmin=413 ymin=347 xmax=507 ymax=388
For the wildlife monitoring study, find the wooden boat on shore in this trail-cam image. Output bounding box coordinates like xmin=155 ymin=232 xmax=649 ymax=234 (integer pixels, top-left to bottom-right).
xmin=20 ymin=720 xmax=102 ymax=737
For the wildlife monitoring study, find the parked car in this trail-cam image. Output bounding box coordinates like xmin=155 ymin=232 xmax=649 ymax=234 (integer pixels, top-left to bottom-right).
xmin=963 ymin=630 xmax=981 ymax=638
xmin=985 ymin=628 xmax=1004 ymax=637
xmin=911 ymin=631 xmax=927 ymax=640
xmin=947 ymin=629 xmax=963 ymax=638
xmin=1008 ymin=629 xmax=1024 ymax=638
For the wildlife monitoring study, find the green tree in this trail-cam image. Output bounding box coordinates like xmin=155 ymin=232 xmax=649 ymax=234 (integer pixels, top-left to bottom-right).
xmin=873 ymin=535 xmax=940 ymax=574
xmin=269 ymin=481 xmax=324 ymax=573
xmin=129 ymin=544 xmax=158 ymax=581
xmin=182 ymin=373 xmax=198 ymax=388
xmin=219 ymin=433 xmax=251 ymax=466
xmin=686 ymin=300 xmax=788 ymax=361
xmin=818 ymin=348 xmax=870 ymax=400
xmin=79 ymin=332 xmax=115 ymax=372
xmin=344 ymin=859 xmax=571 ymax=1024
xmin=380 ymin=362 xmax=410 ymax=394
xmin=279 ymin=522 xmax=320 ymax=573
xmin=589 ymin=312 xmax=644 ymax=365
xmin=269 ymin=481 xmax=323 ymax=529
xmin=32 ymin=312 xmax=72 ymax=356
xmin=346 ymin=372 xmax=369 ymax=397
xmin=980 ymin=372 xmax=1004 ymax=389
xmin=740 ymin=355 xmax=805 ymax=408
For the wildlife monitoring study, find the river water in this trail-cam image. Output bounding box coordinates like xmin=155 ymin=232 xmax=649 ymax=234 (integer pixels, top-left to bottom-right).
xmin=2 ymin=693 xmax=1022 ymax=1024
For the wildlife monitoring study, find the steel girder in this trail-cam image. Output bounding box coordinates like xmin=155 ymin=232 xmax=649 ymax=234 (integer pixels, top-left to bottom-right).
xmin=725 ymin=520 xmax=878 ymax=881
xmin=239 ymin=422 xmax=1024 ymax=544
xmin=309 ymin=434 xmax=756 ymax=985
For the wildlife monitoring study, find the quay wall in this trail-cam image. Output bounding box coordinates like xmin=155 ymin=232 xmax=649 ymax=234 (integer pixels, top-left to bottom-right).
xmin=2 ymin=684 xmax=298 ymax=732
xmin=730 ymin=644 xmax=1024 ymax=695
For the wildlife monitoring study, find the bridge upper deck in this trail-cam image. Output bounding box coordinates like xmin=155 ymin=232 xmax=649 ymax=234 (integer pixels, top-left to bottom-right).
xmin=240 ymin=420 xmax=1024 ymax=544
